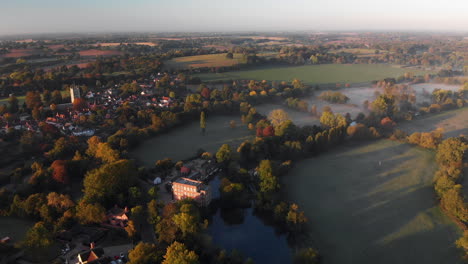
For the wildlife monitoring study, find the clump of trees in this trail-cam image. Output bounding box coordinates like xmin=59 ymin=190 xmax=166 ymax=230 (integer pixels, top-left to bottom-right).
xmin=285 ymin=97 xmax=309 ymax=112
xmin=431 ymin=137 xmax=468 ymax=257
xmin=318 ymin=91 xmax=349 ymax=104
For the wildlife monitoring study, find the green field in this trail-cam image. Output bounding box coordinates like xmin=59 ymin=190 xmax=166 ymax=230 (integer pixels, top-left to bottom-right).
xmin=0 ymin=216 xmax=34 ymax=242
xmin=0 ymin=90 xmax=69 ymax=106
xmin=195 ymin=64 xmax=429 ymax=84
xmin=131 ymin=115 xmax=253 ymax=166
xmin=285 ymin=140 xmax=462 ymax=264
xmin=397 ymin=107 xmax=468 ymax=138
xmin=164 ymin=53 xmax=244 ymax=69
xmin=0 ymin=95 xmax=25 ymax=105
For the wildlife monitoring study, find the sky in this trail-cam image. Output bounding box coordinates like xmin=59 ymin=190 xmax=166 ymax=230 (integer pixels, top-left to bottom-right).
xmin=0 ymin=0 xmax=467 ymax=35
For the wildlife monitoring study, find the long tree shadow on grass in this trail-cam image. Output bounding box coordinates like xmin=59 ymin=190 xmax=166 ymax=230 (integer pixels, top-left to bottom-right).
xmin=288 ymin=140 xmax=461 ymax=264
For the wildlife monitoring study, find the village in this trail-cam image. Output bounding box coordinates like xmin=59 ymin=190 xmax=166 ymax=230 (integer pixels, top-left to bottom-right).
xmin=0 ymin=73 xmax=184 ymax=139
xmin=0 ymin=72 xmax=223 ymax=264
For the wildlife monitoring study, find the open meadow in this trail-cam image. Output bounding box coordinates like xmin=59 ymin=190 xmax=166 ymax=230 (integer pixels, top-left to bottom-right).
xmin=131 ymin=115 xmax=253 ymax=166
xmin=397 ymin=107 xmax=468 ymax=138
xmin=195 ymin=64 xmax=429 ymax=84
xmin=0 ymin=216 xmax=34 ymax=242
xmin=285 ymin=140 xmax=463 ymax=264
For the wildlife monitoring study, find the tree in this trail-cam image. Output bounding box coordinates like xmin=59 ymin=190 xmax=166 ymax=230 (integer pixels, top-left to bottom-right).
xmin=95 ymin=143 xmax=120 ymax=163
xmin=25 ymin=91 xmax=42 ymax=109
xmin=86 ymin=136 xmax=102 ymax=157
xmin=216 ymin=144 xmax=232 ymax=163
xmin=125 ymin=220 xmax=138 ymax=241
xmin=147 ymin=199 xmax=161 ymax=225
xmin=83 ymin=159 xmax=137 ymax=204
xmin=371 ymin=94 xmax=396 ymax=117
xmin=46 ymin=192 xmax=74 ymax=212
xmin=162 ymin=241 xmax=199 ymax=264
xmin=200 ymin=111 xmax=206 ymax=134
xmin=75 ymin=201 xmax=106 ymax=225
xmin=22 ymin=222 xmax=53 ymax=250
xmin=294 ymin=248 xmax=319 ymax=264
xmin=128 ymin=242 xmax=162 ymax=264
xmin=226 ymin=52 xmax=234 ymax=59
xmin=73 ymin=98 xmax=87 ymax=111
xmin=320 ymin=111 xmax=346 ymax=128
xmin=8 ymin=95 xmax=19 ymax=113
xmin=258 ymin=160 xmax=279 ymax=194
xmin=269 ymin=109 xmax=290 ymax=127
xmin=172 ymin=203 xmax=199 ymax=238
xmin=50 ymin=160 xmax=69 ymax=184
xmin=51 ymin=90 xmax=62 ymax=104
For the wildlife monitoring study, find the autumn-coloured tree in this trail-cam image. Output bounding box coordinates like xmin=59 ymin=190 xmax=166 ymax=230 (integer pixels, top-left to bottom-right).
xmin=162 ymin=241 xmax=199 ymax=264
xmin=72 ymin=97 xmax=87 ymax=111
xmin=269 ymin=109 xmax=290 ymax=127
xmin=201 ymin=87 xmax=211 ymax=99
xmin=262 ymin=125 xmax=275 ymax=137
xmin=50 ymin=160 xmax=69 ymax=184
xmin=25 ymin=91 xmax=42 ymax=109
xmin=380 ymin=117 xmax=396 ymax=131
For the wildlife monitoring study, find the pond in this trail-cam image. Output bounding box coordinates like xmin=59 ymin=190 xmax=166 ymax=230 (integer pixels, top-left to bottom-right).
xmin=208 ymin=207 xmax=293 ymax=264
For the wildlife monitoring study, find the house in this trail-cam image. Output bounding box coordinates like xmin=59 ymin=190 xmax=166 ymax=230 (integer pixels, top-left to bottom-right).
xmin=77 ymin=247 xmax=105 ymax=264
xmin=106 ymin=206 xmax=129 ymax=227
xmin=172 ymin=177 xmax=211 ymax=206
xmin=180 ymin=166 xmax=191 ymax=176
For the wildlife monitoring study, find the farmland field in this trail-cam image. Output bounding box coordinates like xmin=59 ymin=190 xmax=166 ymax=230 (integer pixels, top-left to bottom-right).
xmin=78 ymin=49 xmax=123 ymax=57
xmin=164 ymin=53 xmax=244 ymax=69
xmin=285 ymin=140 xmax=462 ymax=264
xmin=195 ymin=64 xmax=429 ymax=84
xmin=131 ymin=115 xmax=253 ymax=166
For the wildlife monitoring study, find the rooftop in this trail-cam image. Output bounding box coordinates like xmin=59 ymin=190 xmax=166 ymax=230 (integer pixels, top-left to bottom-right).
xmin=174 ymin=177 xmax=203 ymax=187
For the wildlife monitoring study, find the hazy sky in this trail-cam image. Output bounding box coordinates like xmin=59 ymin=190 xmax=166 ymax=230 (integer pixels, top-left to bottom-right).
xmin=1 ymin=0 xmax=467 ymax=35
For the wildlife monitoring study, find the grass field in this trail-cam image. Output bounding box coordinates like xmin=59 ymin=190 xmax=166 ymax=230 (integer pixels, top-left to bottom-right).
xmin=397 ymin=107 xmax=468 ymax=138
xmin=194 ymin=64 xmax=429 ymax=84
xmin=0 ymin=216 xmax=34 ymax=242
xmin=131 ymin=115 xmax=253 ymax=166
xmin=285 ymin=140 xmax=462 ymax=264
xmin=164 ymin=53 xmax=244 ymax=69
xmin=0 ymin=90 xmax=69 ymax=106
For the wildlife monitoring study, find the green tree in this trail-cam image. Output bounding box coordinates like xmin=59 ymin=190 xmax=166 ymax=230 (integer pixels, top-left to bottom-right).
xmin=147 ymin=199 xmax=161 ymax=225
xmin=128 ymin=242 xmax=162 ymax=264
xmin=75 ymin=201 xmax=106 ymax=225
xmin=162 ymin=241 xmax=199 ymax=264
xmin=200 ymin=111 xmax=206 ymax=134
xmin=371 ymin=94 xmax=396 ymax=117
xmin=22 ymin=222 xmax=53 ymax=250
xmin=294 ymin=248 xmax=319 ymax=264
xmin=258 ymin=160 xmax=279 ymax=194
xmin=8 ymin=95 xmax=19 ymax=113
xmin=216 ymin=144 xmax=232 ymax=163
xmin=172 ymin=203 xmax=199 ymax=238
xmin=83 ymin=159 xmax=137 ymax=204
